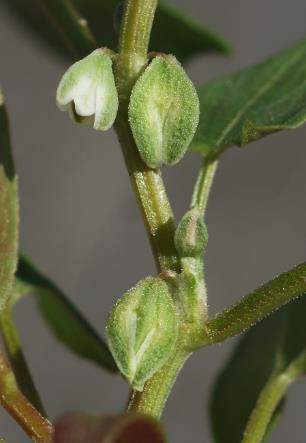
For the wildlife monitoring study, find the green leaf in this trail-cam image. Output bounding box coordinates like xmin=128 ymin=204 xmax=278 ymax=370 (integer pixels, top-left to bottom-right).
xmin=151 ymin=1 xmax=230 ymax=61
xmin=210 ymin=295 xmax=306 ymax=443
xmin=16 ymin=255 xmax=117 ymax=373
xmin=192 ymin=38 xmax=306 ymax=156
xmin=1 ymin=0 xmax=230 ymax=62
xmin=0 ymin=91 xmax=19 ymax=310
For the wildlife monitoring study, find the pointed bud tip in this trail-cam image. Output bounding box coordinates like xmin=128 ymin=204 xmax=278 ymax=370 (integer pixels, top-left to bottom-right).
xmin=175 ymin=208 xmax=208 ymax=258
xmin=128 ymin=54 xmax=200 ymax=169
xmin=106 ymin=277 xmax=178 ymax=391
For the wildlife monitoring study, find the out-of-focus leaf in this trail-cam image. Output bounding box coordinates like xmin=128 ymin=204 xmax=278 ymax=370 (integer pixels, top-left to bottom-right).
xmin=151 ymin=1 xmax=230 ymax=61
xmin=210 ymin=295 xmax=306 ymax=443
xmin=192 ymin=38 xmax=306 ymax=156
xmin=0 ymin=91 xmax=19 ymax=310
xmin=16 ymin=255 xmax=117 ymax=373
xmin=1 ymin=0 xmax=230 ymax=62
xmin=54 ymin=411 xmax=167 ymax=443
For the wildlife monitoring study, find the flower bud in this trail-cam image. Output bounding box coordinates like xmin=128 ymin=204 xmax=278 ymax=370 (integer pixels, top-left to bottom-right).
xmin=106 ymin=277 xmax=178 ymax=391
xmin=56 ymin=49 xmax=118 ymax=131
xmin=174 ymin=208 xmax=208 ymax=258
xmin=128 ymin=55 xmax=200 ymax=168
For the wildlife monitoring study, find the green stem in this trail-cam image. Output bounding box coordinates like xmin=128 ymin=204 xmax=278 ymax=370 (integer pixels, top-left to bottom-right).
xmin=128 ymin=347 xmax=190 ymax=418
xmin=204 ymin=261 xmax=306 ymax=345
xmin=115 ymin=0 xmax=179 ymax=274
xmin=115 ymin=116 xmax=180 ymax=273
xmin=0 ymin=306 xmax=46 ymax=416
xmin=191 ymin=156 xmax=218 ymax=217
xmin=119 ymin=0 xmax=157 ymax=59
xmin=242 ymin=361 xmax=303 ymax=443
xmin=115 ymin=0 xmax=183 ymax=417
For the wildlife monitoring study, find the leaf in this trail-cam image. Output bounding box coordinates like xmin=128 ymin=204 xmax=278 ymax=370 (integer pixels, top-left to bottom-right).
xmin=0 ymin=91 xmax=19 ymax=310
xmin=54 ymin=411 xmax=167 ymax=443
xmin=1 ymin=0 xmax=230 ymax=62
xmin=210 ymin=295 xmax=306 ymax=443
xmin=192 ymin=38 xmax=306 ymax=156
xmin=151 ymin=1 xmax=230 ymax=61
xmin=16 ymin=255 xmax=117 ymax=373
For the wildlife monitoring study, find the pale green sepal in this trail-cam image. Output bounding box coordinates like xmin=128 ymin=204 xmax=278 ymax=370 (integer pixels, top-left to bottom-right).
xmin=175 ymin=260 xmax=207 ymax=327
xmin=106 ymin=277 xmax=178 ymax=391
xmin=128 ymin=55 xmax=200 ymax=168
xmin=175 ymin=207 xmax=208 ymax=258
xmin=56 ymin=48 xmax=118 ymax=131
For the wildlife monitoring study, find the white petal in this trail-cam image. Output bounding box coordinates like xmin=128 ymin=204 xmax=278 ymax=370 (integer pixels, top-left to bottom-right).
xmin=73 ymin=74 xmax=97 ymax=116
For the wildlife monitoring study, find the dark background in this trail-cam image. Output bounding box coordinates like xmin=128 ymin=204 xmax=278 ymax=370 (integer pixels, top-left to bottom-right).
xmin=1 ymin=0 xmax=306 ymax=441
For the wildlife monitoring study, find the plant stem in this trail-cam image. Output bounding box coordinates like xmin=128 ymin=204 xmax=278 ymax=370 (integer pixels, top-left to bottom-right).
xmin=115 ymin=116 xmax=180 ymax=274
xmin=0 ymin=305 xmax=46 ymax=416
xmin=119 ymin=0 xmax=157 ymax=60
xmin=115 ymin=0 xmax=186 ymax=417
xmin=191 ymin=156 xmax=218 ymax=217
xmin=0 ymin=352 xmax=53 ymax=443
xmin=204 ymin=261 xmax=306 ymax=345
xmin=242 ymin=360 xmax=303 ymax=443
xmin=128 ymin=346 xmax=190 ymax=418
xmin=115 ymin=0 xmax=179 ymax=274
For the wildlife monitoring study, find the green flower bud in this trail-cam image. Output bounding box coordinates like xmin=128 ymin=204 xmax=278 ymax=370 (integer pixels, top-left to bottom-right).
xmin=56 ymin=49 xmax=118 ymax=131
xmin=106 ymin=277 xmax=178 ymax=391
xmin=174 ymin=208 xmax=208 ymax=258
xmin=128 ymin=55 xmax=200 ymax=168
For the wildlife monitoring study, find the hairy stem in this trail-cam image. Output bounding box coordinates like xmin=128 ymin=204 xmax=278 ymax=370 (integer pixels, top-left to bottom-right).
xmin=128 ymin=346 xmax=190 ymax=418
xmin=191 ymin=156 xmax=218 ymax=217
xmin=204 ymin=262 xmax=306 ymax=345
xmin=119 ymin=0 xmax=157 ymax=59
xmin=0 ymin=305 xmax=46 ymax=416
xmin=115 ymin=0 xmax=179 ymax=274
xmin=115 ymin=115 xmax=180 ymax=273
xmin=115 ymin=0 xmax=186 ymax=417
xmin=242 ymin=359 xmax=303 ymax=443
xmin=0 ymin=352 xmax=52 ymax=443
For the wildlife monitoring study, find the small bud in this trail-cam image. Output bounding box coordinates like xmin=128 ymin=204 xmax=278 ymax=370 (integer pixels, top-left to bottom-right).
xmin=106 ymin=277 xmax=178 ymax=391
xmin=174 ymin=208 xmax=208 ymax=258
xmin=128 ymin=55 xmax=200 ymax=168
xmin=56 ymin=49 xmax=118 ymax=131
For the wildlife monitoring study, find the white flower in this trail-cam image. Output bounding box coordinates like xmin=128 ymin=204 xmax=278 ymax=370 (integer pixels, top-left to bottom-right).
xmin=56 ymin=49 xmax=119 ymax=131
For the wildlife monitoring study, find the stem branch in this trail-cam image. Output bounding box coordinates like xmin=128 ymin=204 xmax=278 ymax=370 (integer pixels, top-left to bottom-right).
xmin=242 ymin=359 xmax=303 ymax=443
xmin=204 ymin=262 xmax=306 ymax=345
xmin=191 ymin=156 xmax=218 ymax=217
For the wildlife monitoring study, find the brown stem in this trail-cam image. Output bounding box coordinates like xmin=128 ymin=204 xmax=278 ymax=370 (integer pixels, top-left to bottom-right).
xmin=0 ymin=352 xmax=53 ymax=442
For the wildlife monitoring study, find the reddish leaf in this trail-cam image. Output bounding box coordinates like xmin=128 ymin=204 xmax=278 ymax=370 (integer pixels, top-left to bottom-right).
xmin=54 ymin=411 xmax=166 ymax=443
